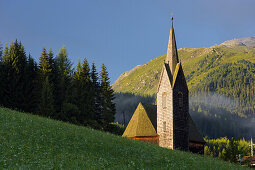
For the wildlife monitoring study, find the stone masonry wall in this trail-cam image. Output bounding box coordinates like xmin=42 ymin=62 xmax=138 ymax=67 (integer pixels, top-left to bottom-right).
xmin=157 ymin=66 xmax=173 ymax=149
xmin=172 ymin=68 xmax=189 ymax=151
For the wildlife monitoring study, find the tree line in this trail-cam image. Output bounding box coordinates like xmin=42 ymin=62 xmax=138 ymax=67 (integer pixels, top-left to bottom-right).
xmin=0 ymin=40 xmax=116 ymax=130
xmin=204 ymin=137 xmax=252 ymax=166
xmin=190 ymin=102 xmax=255 ymax=140
xmin=192 ymin=58 xmax=255 ymax=117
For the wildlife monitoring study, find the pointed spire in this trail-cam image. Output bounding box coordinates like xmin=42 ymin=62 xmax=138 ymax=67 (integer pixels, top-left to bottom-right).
xmin=165 ymin=17 xmax=179 ymax=75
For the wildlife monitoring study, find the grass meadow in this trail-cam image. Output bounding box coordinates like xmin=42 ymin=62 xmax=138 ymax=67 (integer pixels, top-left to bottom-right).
xmin=0 ymin=107 xmax=248 ymax=169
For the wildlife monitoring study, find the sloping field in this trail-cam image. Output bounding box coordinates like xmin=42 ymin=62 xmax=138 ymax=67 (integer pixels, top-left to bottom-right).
xmin=0 ymin=107 xmax=247 ymax=169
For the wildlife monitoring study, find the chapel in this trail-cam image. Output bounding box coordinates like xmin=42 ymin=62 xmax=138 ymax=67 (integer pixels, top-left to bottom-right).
xmin=122 ymin=17 xmax=205 ymax=154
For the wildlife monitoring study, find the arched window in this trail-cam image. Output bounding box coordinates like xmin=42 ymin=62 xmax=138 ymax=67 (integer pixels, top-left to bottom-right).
xmin=162 ymin=92 xmax=167 ymax=109
xmin=178 ymin=92 xmax=183 ymax=109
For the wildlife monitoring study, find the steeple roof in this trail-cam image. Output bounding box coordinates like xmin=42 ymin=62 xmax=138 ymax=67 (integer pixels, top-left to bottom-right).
xmin=165 ymin=17 xmax=179 ymax=75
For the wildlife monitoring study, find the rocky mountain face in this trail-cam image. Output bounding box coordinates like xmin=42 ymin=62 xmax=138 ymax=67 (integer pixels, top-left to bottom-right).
xmin=220 ymin=36 xmax=255 ymax=47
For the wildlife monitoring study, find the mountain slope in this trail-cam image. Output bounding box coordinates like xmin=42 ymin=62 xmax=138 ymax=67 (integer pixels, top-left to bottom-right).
xmin=221 ymin=37 xmax=255 ymax=47
xmin=113 ymin=45 xmax=255 ymax=96
xmin=0 ymin=107 xmax=245 ymax=169
xmin=112 ymin=38 xmax=255 ymax=115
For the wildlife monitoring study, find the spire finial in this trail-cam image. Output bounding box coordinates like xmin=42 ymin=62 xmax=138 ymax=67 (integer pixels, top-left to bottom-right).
xmin=170 ymin=12 xmax=173 ymax=26
xmin=165 ymin=12 xmax=178 ymax=75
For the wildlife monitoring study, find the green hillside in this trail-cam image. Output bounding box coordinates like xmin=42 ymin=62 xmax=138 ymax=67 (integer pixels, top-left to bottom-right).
xmin=0 ymin=107 xmax=247 ymax=169
xmin=113 ymin=45 xmax=255 ymax=95
xmin=112 ymin=44 xmax=255 ymax=115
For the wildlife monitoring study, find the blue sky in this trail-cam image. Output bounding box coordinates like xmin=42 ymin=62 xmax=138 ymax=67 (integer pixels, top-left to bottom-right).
xmin=1 ymin=0 xmax=255 ymax=83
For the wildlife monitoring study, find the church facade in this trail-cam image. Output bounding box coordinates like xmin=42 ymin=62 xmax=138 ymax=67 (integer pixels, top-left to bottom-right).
xmin=157 ymin=17 xmax=189 ymax=150
xmin=122 ymin=18 xmax=205 ymax=154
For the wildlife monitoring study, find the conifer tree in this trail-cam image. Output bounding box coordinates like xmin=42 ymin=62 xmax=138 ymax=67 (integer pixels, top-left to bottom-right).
xmin=24 ymin=54 xmax=39 ymax=113
xmin=39 ymin=76 xmax=55 ymax=117
xmin=48 ymin=48 xmax=60 ymax=114
xmin=0 ymin=43 xmax=4 ymax=106
xmin=8 ymin=42 xmax=16 ymax=66
xmin=13 ymin=41 xmax=26 ymax=75
xmin=72 ymin=60 xmax=83 ymax=121
xmin=74 ymin=60 xmax=82 ymax=80
xmin=0 ymin=42 xmax=2 ymax=59
xmin=100 ymin=63 xmax=116 ymax=124
xmin=48 ymin=48 xmax=54 ymax=66
xmin=0 ymin=44 xmax=10 ymax=106
xmin=73 ymin=58 xmax=93 ymax=123
xmin=38 ymin=47 xmax=55 ymax=116
xmin=73 ymin=59 xmax=82 ymax=96
xmin=80 ymin=58 xmax=93 ymax=122
xmin=1 ymin=44 xmax=9 ymax=63
xmin=3 ymin=40 xmax=27 ymax=110
xmin=48 ymin=48 xmax=56 ymax=82
xmin=91 ymin=62 xmax=101 ymax=121
xmin=55 ymin=46 xmax=72 ymax=115
xmin=15 ymin=42 xmax=27 ymax=110
xmin=0 ymin=66 xmax=2 ymax=106
xmin=39 ymin=48 xmax=52 ymax=79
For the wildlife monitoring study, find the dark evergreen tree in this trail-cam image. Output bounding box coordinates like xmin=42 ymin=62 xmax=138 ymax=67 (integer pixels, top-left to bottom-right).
xmin=1 ymin=44 xmax=9 ymax=63
xmin=80 ymin=58 xmax=93 ymax=122
xmin=0 ymin=42 xmax=2 ymax=59
xmin=39 ymin=48 xmax=52 ymax=79
xmin=91 ymin=62 xmax=101 ymax=121
xmin=48 ymin=48 xmax=59 ymax=114
xmin=39 ymin=76 xmax=55 ymax=117
xmin=2 ymin=40 xmax=27 ymax=110
xmin=4 ymin=42 xmax=16 ymax=108
xmin=47 ymin=48 xmax=56 ymax=82
xmin=0 ymin=63 xmax=2 ymax=106
xmin=55 ymin=46 xmax=72 ymax=115
xmin=72 ymin=60 xmax=83 ymax=122
xmin=15 ymin=42 xmax=28 ymax=110
xmin=74 ymin=60 xmax=82 ymax=80
xmin=100 ymin=64 xmax=116 ymax=124
xmin=0 ymin=43 xmax=4 ymax=106
xmin=13 ymin=41 xmax=26 ymax=75
xmin=73 ymin=58 xmax=93 ymax=123
xmin=38 ymin=48 xmax=55 ymax=116
xmin=0 ymin=44 xmax=9 ymax=106
xmin=23 ymin=54 xmax=39 ymax=113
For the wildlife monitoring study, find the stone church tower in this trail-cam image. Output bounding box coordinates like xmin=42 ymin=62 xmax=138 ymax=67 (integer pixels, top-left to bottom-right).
xmin=157 ymin=17 xmax=189 ymax=150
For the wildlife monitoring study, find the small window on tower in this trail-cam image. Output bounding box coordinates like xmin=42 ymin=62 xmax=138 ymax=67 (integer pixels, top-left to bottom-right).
xmin=178 ymin=92 xmax=183 ymax=108
xmin=163 ymin=121 xmax=166 ymax=132
xmin=162 ymin=92 xmax=167 ymax=109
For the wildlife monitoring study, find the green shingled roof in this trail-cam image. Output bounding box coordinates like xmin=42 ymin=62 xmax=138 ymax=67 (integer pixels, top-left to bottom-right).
xmin=122 ymin=103 xmax=158 ymax=138
xmin=142 ymin=103 xmax=157 ymax=130
xmin=123 ymin=103 xmax=205 ymax=143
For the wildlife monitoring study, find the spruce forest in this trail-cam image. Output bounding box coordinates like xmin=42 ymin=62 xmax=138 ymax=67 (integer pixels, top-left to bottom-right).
xmin=0 ymin=40 xmax=116 ymax=131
